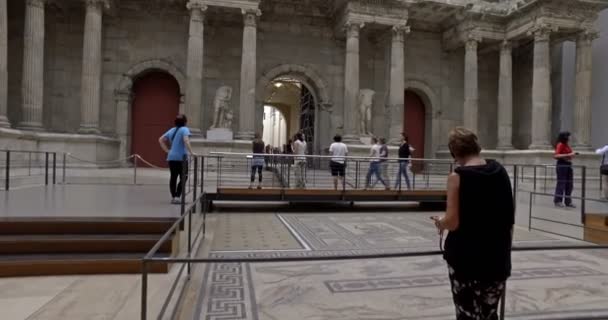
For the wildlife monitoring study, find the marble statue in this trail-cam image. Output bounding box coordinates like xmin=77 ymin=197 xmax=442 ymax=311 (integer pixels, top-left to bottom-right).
xmin=210 ymin=86 xmax=233 ymax=129
xmin=358 ymin=89 xmax=375 ymax=135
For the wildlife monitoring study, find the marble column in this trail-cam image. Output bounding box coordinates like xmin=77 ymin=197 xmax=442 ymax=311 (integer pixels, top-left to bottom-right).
xmin=0 ymin=0 xmax=9 ymax=127
xmin=463 ymin=36 xmax=479 ymax=134
xmin=497 ymin=40 xmax=513 ymax=149
xmin=78 ymin=0 xmax=105 ymax=134
xmin=529 ymin=26 xmax=553 ymax=149
xmin=236 ymin=9 xmax=260 ymax=140
xmin=388 ymin=24 xmax=409 ymax=145
xmin=342 ymin=22 xmax=362 ymax=143
xmin=19 ymin=0 xmax=46 ymax=130
xmin=573 ymin=31 xmax=595 ymax=149
xmin=185 ymin=2 xmax=206 ymax=134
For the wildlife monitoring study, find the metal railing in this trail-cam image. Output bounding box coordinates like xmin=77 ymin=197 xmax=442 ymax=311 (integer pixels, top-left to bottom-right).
xmin=140 ymin=163 xmax=608 ymax=320
xmin=207 ymin=152 xmax=454 ymax=192
xmin=141 ymin=200 xmax=608 ymax=320
xmin=1 ymin=149 xmax=57 ymax=190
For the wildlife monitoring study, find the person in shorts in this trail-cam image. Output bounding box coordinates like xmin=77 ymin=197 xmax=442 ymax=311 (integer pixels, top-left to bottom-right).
xmin=329 ymin=134 xmax=348 ymax=190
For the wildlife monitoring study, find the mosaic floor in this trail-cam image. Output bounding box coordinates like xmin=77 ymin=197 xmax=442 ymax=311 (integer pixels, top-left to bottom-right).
xmin=195 ymin=212 xmax=608 ymax=320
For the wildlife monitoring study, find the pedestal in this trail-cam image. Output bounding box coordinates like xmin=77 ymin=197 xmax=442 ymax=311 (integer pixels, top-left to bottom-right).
xmin=206 ymin=128 xmax=233 ymax=141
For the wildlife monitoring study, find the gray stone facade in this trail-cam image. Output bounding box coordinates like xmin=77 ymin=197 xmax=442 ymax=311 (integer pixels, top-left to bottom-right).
xmin=1 ymin=0 xmax=606 ymax=163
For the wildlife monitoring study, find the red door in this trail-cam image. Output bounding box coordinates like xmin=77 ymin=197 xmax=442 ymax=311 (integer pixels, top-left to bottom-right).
xmin=404 ymin=90 xmax=426 ymax=172
xmin=131 ymin=72 xmax=180 ymax=168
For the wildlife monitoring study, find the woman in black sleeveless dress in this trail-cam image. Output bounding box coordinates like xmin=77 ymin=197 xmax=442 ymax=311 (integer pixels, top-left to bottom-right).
xmin=432 ymin=127 xmax=514 ymax=320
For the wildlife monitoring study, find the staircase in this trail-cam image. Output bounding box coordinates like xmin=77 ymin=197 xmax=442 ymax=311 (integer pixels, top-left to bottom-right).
xmin=0 ymin=218 xmax=178 ymax=277
xmin=584 ymin=214 xmax=608 ymax=244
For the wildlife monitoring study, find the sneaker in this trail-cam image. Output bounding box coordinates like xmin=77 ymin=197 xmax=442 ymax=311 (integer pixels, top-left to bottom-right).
xmin=171 ymin=198 xmax=180 ymax=204
xmin=257 ymin=185 xmax=262 ymax=190
xmin=566 ymin=204 xmax=576 ymax=208
xmin=554 ymin=203 xmax=565 ymax=208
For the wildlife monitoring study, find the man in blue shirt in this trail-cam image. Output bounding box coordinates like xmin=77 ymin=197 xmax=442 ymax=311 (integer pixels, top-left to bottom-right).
xmin=158 ymin=114 xmax=196 ymax=204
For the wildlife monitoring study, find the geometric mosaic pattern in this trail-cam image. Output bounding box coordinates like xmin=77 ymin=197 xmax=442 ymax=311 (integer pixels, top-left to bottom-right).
xmin=197 ymin=212 xmax=608 ymax=320
xmin=195 ymin=263 xmax=258 ymax=320
xmin=324 ymin=266 xmax=607 ymax=293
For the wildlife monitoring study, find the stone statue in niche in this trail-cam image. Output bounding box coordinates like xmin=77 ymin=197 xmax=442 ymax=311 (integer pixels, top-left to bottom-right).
xmin=358 ymin=88 xmax=375 ymax=135
xmin=210 ymin=86 xmax=233 ymax=129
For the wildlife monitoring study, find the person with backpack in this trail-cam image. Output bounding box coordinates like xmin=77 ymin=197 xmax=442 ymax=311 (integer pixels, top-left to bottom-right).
xmin=158 ymin=114 xmax=195 ymax=204
xmin=250 ymin=133 xmax=265 ymax=189
xmin=596 ymin=144 xmax=608 ymax=199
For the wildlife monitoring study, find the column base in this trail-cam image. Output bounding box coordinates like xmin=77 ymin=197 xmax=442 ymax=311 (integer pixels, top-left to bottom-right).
xmin=235 ymin=131 xmax=254 ymax=140
xmin=17 ymin=121 xmax=44 ymax=131
xmin=496 ymin=145 xmax=514 ymax=151
xmin=78 ymin=126 xmax=101 ymax=135
xmin=0 ymin=116 xmax=10 ymax=128
xmin=573 ymin=144 xmax=593 ymax=151
xmin=528 ymin=144 xmax=553 ymax=150
xmin=342 ymin=134 xmax=360 ymax=144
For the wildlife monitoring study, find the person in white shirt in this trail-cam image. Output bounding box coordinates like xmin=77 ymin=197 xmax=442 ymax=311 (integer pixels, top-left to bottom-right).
xmin=365 ymin=137 xmax=389 ymax=190
xmin=292 ymin=133 xmax=307 ymax=188
xmin=329 ymin=134 xmax=349 ymax=190
xmin=596 ymin=145 xmax=608 ymax=199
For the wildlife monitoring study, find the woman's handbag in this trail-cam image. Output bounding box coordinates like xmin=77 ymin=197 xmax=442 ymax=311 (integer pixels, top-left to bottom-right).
xmin=601 ymin=155 xmax=608 ymax=175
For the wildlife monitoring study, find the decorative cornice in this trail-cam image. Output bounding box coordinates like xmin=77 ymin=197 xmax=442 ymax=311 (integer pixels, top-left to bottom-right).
xmin=202 ymin=0 xmax=260 ymax=12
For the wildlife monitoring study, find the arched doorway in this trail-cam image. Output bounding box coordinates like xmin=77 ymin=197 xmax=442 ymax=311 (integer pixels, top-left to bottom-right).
xmin=404 ymin=90 xmax=426 ymax=171
xmin=131 ymin=72 xmax=180 ymax=167
xmin=261 ymin=79 xmax=317 ymax=155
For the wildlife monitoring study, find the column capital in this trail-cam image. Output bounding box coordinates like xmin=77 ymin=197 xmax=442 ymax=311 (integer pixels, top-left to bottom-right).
xmin=186 ymin=1 xmax=208 ymax=12
xmin=344 ymin=21 xmax=364 ymax=39
xmin=242 ymin=8 xmax=261 ymax=27
xmin=500 ymin=40 xmax=512 ymax=52
xmin=528 ymin=24 xmax=557 ymax=42
xmin=391 ymin=24 xmax=410 ymax=42
xmin=83 ymin=0 xmax=109 ymax=9
xmin=26 ymin=0 xmax=46 ymax=8
xmin=576 ymin=29 xmax=599 ymax=46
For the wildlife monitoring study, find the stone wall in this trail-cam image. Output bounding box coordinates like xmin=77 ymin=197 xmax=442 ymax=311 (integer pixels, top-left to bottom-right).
xmin=102 ymin=1 xmax=189 ymax=134
xmin=513 ymin=41 xmax=533 ymax=149
xmin=45 ymin=6 xmax=84 ymax=133
xmin=478 ymin=50 xmax=499 ymax=149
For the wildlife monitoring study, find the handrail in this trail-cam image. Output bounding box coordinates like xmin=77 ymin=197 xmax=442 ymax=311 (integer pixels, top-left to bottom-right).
xmin=209 ymin=151 xmax=454 ymax=163
xmin=0 ymin=149 xmax=59 ymax=155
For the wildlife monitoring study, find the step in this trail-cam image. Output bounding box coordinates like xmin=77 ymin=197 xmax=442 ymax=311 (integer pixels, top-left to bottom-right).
xmin=0 ymin=234 xmax=175 ymax=255
xmin=584 ymin=214 xmax=608 ymax=245
xmin=0 ymin=254 xmax=169 ymax=277
xmin=0 ymin=218 xmax=177 ymax=235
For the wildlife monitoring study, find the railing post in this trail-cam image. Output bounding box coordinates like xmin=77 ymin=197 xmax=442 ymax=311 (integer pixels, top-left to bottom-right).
xmin=528 ymin=192 xmax=533 ymax=231
xmin=499 ymin=283 xmax=507 ymax=320
xmin=133 ymin=156 xmax=138 ymax=185
xmin=188 ymin=205 xmax=192 ymax=276
xmin=52 ymin=153 xmax=57 ymax=185
xmin=193 ymin=156 xmax=198 ymax=209
xmin=45 ymin=152 xmax=49 ymax=185
xmin=581 ymin=166 xmax=587 ymax=225
xmin=544 ymin=166 xmax=548 ymax=192
xmin=513 ymin=165 xmax=518 ymax=213
xmin=4 ymin=151 xmax=9 ymax=191
xmin=62 ymin=153 xmax=67 ymax=184
xmin=200 ymin=156 xmax=205 ymax=204
xmin=141 ymin=260 xmax=148 ymax=320
xmin=180 ymin=155 xmax=187 ymax=216
xmin=533 ymin=166 xmax=537 ymax=191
